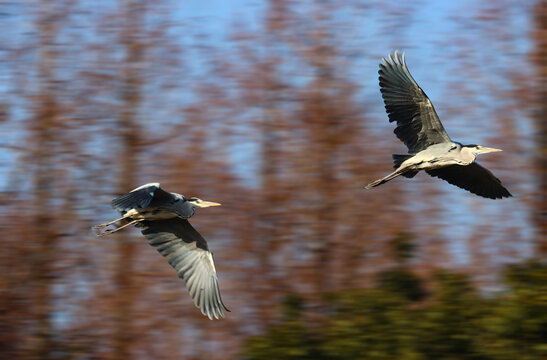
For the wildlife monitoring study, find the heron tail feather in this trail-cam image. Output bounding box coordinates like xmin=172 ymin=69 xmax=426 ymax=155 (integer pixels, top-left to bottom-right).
xmin=392 ymin=154 xmax=413 ymax=169
xmin=401 ymin=170 xmax=418 ymax=178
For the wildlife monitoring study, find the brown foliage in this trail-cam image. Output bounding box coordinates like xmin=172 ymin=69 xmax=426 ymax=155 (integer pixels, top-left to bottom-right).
xmin=0 ymin=0 xmax=540 ymax=359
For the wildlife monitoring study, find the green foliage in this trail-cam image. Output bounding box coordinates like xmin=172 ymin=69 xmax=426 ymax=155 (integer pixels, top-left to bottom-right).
xmin=377 ymin=269 xmax=427 ymax=302
xmin=478 ymin=261 xmax=547 ymax=360
xmin=377 ymin=233 xmax=427 ymax=302
xmin=241 ymin=295 xmax=323 ymax=360
xmin=389 ymin=233 xmax=417 ymax=264
xmin=412 ymin=272 xmax=486 ymax=359
xmin=240 ymin=261 xmax=547 ymax=360
xmin=321 ymin=289 xmax=420 ymax=360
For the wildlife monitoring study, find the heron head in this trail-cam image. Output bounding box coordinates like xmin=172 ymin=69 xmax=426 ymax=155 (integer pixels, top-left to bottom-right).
xmin=187 ymin=197 xmax=221 ymax=208
xmin=465 ymin=144 xmax=502 ymax=155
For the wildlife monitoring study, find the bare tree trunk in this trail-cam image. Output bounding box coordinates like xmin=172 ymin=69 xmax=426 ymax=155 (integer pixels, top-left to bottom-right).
xmin=30 ymin=4 xmax=60 ymax=358
xmin=112 ymin=2 xmax=144 ymax=358
xmin=533 ymin=0 xmax=547 ymax=255
xmin=254 ymin=77 xmax=288 ymax=326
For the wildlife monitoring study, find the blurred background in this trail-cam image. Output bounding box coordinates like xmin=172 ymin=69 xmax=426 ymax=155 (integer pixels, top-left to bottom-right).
xmin=0 ymin=0 xmax=545 ymax=359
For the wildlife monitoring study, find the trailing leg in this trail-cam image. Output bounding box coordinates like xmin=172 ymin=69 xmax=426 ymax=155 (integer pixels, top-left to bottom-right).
xmin=95 ymin=218 xmax=144 ymax=237
xmin=366 ymin=170 xmax=404 ymax=188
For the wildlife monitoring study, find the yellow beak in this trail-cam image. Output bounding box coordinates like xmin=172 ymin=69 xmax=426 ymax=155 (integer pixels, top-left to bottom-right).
xmin=478 ymin=146 xmax=502 ymax=154
xmin=195 ymin=200 xmax=221 ymax=208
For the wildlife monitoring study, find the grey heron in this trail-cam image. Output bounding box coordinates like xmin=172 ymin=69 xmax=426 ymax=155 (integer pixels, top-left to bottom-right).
xmin=94 ymin=182 xmax=229 ymax=320
xmin=366 ymin=51 xmax=511 ymax=199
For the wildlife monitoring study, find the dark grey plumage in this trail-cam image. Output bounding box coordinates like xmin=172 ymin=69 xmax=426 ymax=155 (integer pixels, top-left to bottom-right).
xmin=111 ymin=183 xmax=173 ymax=215
xmin=426 ymin=163 xmax=511 ymax=200
xmin=94 ymin=182 xmax=228 ymax=320
xmin=111 ymin=183 xmax=197 ymax=220
xmin=379 ymin=51 xmax=451 ymax=153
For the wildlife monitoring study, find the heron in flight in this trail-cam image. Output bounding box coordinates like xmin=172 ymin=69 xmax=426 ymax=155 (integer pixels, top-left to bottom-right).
xmin=94 ymin=182 xmax=229 ymax=320
xmin=366 ymin=51 xmax=511 ymax=199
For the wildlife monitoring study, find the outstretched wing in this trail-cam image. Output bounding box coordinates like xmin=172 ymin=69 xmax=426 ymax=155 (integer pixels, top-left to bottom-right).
xmin=111 ymin=182 xmax=173 ymax=214
xmin=379 ymin=51 xmax=452 ymax=153
xmin=137 ymin=218 xmax=229 ymax=320
xmin=426 ymin=163 xmax=512 ymax=199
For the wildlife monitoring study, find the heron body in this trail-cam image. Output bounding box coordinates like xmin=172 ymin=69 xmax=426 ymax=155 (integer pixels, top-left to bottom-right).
xmin=94 ymin=182 xmax=229 ymax=320
xmin=110 ymin=182 xmax=200 ymax=220
xmin=366 ymin=52 xmax=511 ymax=199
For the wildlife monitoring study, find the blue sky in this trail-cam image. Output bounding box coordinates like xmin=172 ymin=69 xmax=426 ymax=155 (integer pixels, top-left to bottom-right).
xmin=171 ymin=0 xmax=535 ymax=264
xmin=0 ymin=0 xmax=536 ymax=267
xmin=0 ymin=1 xmax=537 ymax=345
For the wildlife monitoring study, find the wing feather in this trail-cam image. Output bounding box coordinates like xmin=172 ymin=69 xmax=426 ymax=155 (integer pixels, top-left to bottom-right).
xmin=426 ymin=163 xmax=512 ymax=199
xmin=379 ymin=51 xmax=452 ymax=153
xmin=111 ymin=182 xmax=174 ymax=214
xmin=139 ymin=218 xmax=229 ymax=320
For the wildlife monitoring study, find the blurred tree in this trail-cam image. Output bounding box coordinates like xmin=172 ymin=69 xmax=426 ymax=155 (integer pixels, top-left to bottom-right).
xmin=532 ymin=0 xmax=547 ymax=255
xmin=321 ymin=289 xmax=417 ymax=360
xmin=377 ymin=234 xmax=426 ymax=302
xmin=27 ymin=2 xmax=64 ymax=358
xmin=412 ymin=272 xmax=485 ymax=359
xmin=242 ymin=262 xmax=547 ymax=359
xmin=242 ymin=295 xmax=324 ymax=360
xmin=252 ymin=0 xmax=294 ymax=325
xmin=377 ymin=270 xmax=426 ymax=302
xmin=110 ymin=1 xmax=145 ymax=358
xmin=389 ymin=233 xmax=417 ymax=265
xmin=479 ymin=261 xmax=547 ymax=360
xmin=0 ymin=0 xmax=541 ymax=359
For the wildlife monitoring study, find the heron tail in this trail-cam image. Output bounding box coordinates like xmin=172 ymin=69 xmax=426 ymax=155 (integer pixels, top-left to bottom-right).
xmin=392 ymin=154 xmax=418 ymax=178
xmin=392 ymin=154 xmax=413 ymax=169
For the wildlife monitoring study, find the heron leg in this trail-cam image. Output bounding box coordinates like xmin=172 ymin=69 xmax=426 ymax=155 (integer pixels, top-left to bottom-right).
xmin=93 ymin=215 xmax=130 ymax=229
xmin=95 ymin=219 xmax=144 ymax=237
xmin=366 ymin=169 xmax=406 ymax=188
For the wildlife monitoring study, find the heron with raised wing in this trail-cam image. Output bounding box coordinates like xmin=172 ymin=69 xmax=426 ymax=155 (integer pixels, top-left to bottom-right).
xmin=94 ymin=182 xmax=229 ymax=320
xmin=366 ymin=51 xmax=511 ymax=199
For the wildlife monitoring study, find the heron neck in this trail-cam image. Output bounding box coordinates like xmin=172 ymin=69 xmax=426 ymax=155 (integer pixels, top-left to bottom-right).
xmin=460 ymin=147 xmax=477 ymax=164
xmin=175 ymin=201 xmax=196 ymax=219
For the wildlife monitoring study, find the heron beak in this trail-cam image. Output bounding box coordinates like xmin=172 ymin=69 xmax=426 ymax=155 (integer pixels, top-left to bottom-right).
xmin=195 ymin=200 xmax=221 ymax=208
xmin=478 ymin=146 xmax=502 ymax=154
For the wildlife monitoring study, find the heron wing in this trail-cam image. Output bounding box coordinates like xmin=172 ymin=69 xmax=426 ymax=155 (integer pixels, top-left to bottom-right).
xmin=379 ymin=52 xmax=452 ymax=153
xmin=137 ymin=218 xmax=229 ymax=320
xmin=111 ymin=182 xmax=173 ymax=214
xmin=426 ymin=163 xmax=512 ymax=199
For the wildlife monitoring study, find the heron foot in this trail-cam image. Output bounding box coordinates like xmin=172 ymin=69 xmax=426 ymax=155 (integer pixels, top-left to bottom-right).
xmin=93 ymin=217 xmax=125 ymax=229
xmin=94 ymin=218 xmax=144 ymax=237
